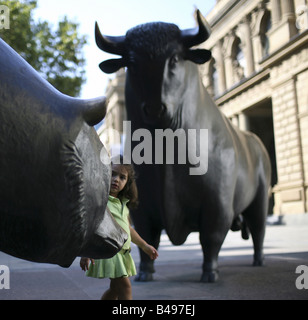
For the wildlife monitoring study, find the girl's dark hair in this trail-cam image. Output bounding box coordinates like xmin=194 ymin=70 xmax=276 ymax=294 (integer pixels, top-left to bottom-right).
xmin=111 ymin=155 xmax=139 ymax=210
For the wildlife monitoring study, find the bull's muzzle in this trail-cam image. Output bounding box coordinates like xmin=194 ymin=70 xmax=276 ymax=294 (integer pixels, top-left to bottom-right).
xmin=142 ymin=102 xmax=167 ymax=119
xmin=79 ymin=208 xmax=128 ymax=259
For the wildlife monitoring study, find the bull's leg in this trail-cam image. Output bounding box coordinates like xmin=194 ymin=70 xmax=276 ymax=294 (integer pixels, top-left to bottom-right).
xmin=199 ymin=226 xmax=229 ymax=283
xmin=243 ymin=186 xmax=268 ymax=267
xmin=134 ymin=224 xmax=161 ymax=282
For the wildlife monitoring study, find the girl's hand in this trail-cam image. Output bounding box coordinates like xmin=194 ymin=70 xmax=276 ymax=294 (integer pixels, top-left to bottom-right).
xmin=129 ymin=226 xmax=158 ymax=260
xmin=80 ymin=257 xmax=94 ymax=271
xmin=142 ymin=244 xmax=158 ymax=260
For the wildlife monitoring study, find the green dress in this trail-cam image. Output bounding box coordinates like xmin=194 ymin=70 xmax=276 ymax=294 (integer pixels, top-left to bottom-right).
xmin=86 ymin=195 xmax=137 ymax=279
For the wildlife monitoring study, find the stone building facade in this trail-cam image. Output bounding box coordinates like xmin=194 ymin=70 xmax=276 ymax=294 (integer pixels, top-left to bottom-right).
xmin=99 ymin=0 xmax=308 ymax=216
xmin=201 ymin=0 xmax=308 ymax=215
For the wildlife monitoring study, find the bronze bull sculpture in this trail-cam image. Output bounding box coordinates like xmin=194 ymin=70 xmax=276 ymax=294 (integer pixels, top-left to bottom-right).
xmin=0 ymin=38 xmax=127 ymax=267
xmin=95 ymin=10 xmax=271 ymax=282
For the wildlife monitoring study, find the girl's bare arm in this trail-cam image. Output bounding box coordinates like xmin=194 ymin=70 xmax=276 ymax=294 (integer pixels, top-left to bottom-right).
xmin=130 ymin=226 xmax=158 ymax=260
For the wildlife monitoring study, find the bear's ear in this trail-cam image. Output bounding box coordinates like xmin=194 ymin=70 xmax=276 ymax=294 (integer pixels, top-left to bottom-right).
xmin=99 ymin=58 xmax=126 ymax=74
xmin=185 ymin=49 xmax=212 ymax=64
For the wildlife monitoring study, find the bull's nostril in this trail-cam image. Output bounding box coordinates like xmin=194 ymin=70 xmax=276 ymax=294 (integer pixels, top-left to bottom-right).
xmin=142 ymin=103 xmax=149 ymax=116
xmin=159 ymin=104 xmax=167 ymax=117
xmin=142 ymin=103 xmax=166 ymax=118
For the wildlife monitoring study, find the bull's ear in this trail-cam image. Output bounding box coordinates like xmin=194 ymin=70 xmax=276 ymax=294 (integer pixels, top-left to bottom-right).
xmin=99 ymin=58 xmax=126 ymax=74
xmin=185 ymin=49 xmax=212 ymax=64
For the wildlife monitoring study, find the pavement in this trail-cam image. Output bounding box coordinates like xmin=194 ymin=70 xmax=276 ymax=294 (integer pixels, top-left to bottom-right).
xmin=1 ymin=214 xmax=308 ymax=300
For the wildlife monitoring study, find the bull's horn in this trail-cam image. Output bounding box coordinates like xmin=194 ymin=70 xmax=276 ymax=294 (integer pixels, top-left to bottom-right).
xmin=79 ymin=96 xmax=108 ymax=127
xmin=181 ymin=9 xmax=211 ymax=48
xmin=95 ymin=22 xmax=126 ymax=56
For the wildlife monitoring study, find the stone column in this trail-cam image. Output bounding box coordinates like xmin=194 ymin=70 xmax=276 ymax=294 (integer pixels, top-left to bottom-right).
xmin=281 ymin=0 xmax=297 ymax=37
xmin=212 ymin=41 xmax=226 ymax=94
xmin=281 ymin=0 xmax=295 ymax=19
xmin=223 ymin=32 xmax=236 ymax=89
xmin=240 ymin=16 xmax=255 ymax=76
xmin=269 ymin=0 xmax=297 ymax=51
xmin=271 ymin=77 xmax=306 ymax=214
xmin=238 ymin=113 xmax=249 ymax=131
xmin=231 ymin=115 xmax=239 ymax=127
xmin=270 ymin=0 xmax=282 ymax=26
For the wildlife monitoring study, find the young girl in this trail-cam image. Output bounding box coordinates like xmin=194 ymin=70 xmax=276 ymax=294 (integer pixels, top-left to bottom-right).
xmin=80 ymin=156 xmax=158 ymax=300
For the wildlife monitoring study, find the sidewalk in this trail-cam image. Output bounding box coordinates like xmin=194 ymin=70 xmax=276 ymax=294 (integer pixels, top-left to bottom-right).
xmin=1 ymin=214 xmax=308 ymax=300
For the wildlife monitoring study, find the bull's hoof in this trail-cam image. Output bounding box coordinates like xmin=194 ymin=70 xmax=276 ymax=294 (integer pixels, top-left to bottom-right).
xmin=134 ymin=271 xmax=153 ymax=282
xmin=253 ymin=258 xmax=264 ymax=266
xmin=253 ymin=253 xmax=264 ymax=266
xmin=200 ymin=270 xmax=219 ymax=283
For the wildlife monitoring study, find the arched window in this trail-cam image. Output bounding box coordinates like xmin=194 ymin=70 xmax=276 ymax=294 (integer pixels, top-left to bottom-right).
xmin=232 ymin=37 xmax=246 ymax=82
xmin=260 ymin=11 xmax=272 ymax=57
xmin=236 ymin=46 xmax=246 ymax=74
xmin=211 ymin=60 xmax=220 ymax=97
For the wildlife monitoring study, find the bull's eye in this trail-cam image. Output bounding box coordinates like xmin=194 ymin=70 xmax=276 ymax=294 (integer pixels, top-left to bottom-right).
xmin=169 ymin=54 xmax=178 ymax=69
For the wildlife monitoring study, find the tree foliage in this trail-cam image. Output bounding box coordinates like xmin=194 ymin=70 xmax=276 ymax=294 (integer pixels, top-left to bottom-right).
xmin=0 ymin=0 xmax=87 ymax=97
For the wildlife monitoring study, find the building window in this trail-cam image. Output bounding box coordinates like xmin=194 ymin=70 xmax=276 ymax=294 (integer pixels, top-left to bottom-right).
xmin=232 ymin=37 xmax=246 ymax=83
xmin=260 ymin=11 xmax=272 ymax=57
xmin=236 ymin=46 xmax=246 ymax=74
xmin=211 ymin=60 xmax=220 ymax=97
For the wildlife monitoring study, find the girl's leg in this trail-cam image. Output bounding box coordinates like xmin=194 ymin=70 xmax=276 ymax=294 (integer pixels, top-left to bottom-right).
xmin=113 ymin=277 xmax=132 ymax=300
xmin=101 ymin=277 xmax=132 ymax=300
xmin=101 ymin=285 xmax=118 ymax=300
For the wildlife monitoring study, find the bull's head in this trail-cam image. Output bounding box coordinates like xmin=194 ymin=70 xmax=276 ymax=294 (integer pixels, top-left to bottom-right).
xmin=0 ymin=39 xmax=127 ymax=267
xmin=95 ymin=9 xmax=211 ymax=126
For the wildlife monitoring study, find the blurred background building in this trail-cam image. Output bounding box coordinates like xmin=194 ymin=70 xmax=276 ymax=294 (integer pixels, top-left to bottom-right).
xmin=97 ymin=69 xmax=126 ymax=156
xmin=98 ymin=0 xmax=308 ymax=217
